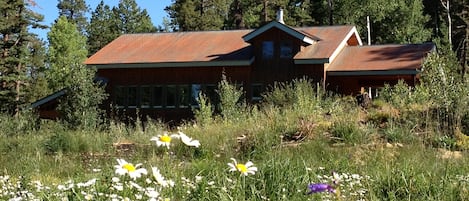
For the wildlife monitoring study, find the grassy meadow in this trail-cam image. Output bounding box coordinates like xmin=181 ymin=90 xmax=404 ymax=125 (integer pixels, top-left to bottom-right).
xmin=0 ymin=79 xmax=468 ymax=200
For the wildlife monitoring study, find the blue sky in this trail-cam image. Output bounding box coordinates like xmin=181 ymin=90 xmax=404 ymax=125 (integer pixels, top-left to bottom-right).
xmin=30 ymin=0 xmax=172 ymax=41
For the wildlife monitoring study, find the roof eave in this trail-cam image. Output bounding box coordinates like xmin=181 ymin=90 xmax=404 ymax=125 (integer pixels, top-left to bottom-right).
xmin=88 ymin=57 xmax=255 ymax=69
xmin=327 ymin=69 xmax=420 ymax=76
xmin=294 ymin=58 xmax=329 ymax=64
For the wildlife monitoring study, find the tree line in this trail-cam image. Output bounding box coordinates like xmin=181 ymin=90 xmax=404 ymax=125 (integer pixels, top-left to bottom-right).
xmin=0 ymin=0 xmax=468 ymax=129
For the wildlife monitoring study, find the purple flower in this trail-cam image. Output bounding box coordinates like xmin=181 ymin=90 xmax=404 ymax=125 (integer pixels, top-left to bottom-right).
xmin=307 ymin=183 xmax=335 ymax=194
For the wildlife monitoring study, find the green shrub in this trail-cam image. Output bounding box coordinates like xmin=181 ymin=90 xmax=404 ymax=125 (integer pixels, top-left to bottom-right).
xmin=330 ymin=119 xmax=364 ymax=144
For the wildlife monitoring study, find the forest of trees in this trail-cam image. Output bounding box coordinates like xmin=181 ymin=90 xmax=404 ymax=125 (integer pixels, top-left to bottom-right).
xmin=0 ymin=0 xmax=468 ymax=128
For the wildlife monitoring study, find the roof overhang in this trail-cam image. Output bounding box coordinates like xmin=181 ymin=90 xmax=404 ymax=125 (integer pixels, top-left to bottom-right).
xmin=89 ymin=57 xmax=255 ymax=69
xmin=294 ymin=58 xmax=329 ymax=64
xmin=327 ymin=69 xmax=420 ymax=76
xmin=243 ymin=21 xmax=318 ymax=45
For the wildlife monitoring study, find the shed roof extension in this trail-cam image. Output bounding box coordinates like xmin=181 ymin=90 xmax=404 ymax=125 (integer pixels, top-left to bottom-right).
xmin=327 ymin=43 xmax=435 ymax=76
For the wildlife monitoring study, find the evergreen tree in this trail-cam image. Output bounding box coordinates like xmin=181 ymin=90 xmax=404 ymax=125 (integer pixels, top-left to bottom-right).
xmin=47 ymin=16 xmax=106 ymax=129
xmin=57 ymin=0 xmax=89 ymax=35
xmin=87 ymin=0 xmax=118 ymax=56
xmin=0 ymin=0 xmax=44 ymax=115
xmin=112 ymin=0 xmax=156 ymax=33
xmin=166 ymin=0 xmax=232 ymax=31
xmin=25 ymin=35 xmax=50 ymax=104
xmin=87 ymin=0 xmax=156 ymax=55
xmin=333 ymin=0 xmax=431 ymax=44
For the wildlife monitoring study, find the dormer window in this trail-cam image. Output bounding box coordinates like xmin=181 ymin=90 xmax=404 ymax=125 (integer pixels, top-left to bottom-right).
xmin=280 ymin=40 xmax=293 ymax=58
xmin=262 ymin=41 xmax=274 ymax=59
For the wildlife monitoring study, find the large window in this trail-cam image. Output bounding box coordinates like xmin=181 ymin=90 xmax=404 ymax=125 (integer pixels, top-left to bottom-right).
xmin=165 ymin=85 xmax=177 ymax=108
xmin=262 ymin=41 xmax=274 ymax=59
xmin=280 ymin=40 xmax=293 ymax=58
xmin=251 ymin=84 xmax=264 ymax=102
xmin=127 ymin=86 xmax=137 ymax=108
xmin=140 ymin=86 xmax=152 ymax=108
xmin=153 ymin=86 xmax=164 ymax=108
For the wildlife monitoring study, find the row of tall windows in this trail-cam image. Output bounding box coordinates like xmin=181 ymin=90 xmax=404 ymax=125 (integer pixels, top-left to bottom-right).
xmin=114 ymin=84 xmax=265 ymax=109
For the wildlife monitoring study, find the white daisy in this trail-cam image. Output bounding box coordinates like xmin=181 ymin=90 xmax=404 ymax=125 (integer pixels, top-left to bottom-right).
xmin=150 ymin=132 xmax=179 ymax=149
xmin=151 ymin=166 xmax=174 ymax=187
xmin=178 ymin=131 xmax=201 ymax=147
xmin=114 ymin=159 xmax=148 ymax=180
xmin=227 ymin=158 xmax=258 ymax=176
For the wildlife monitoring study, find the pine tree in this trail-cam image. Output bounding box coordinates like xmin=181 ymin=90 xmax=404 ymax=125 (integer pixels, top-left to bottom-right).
xmin=47 ymin=16 xmax=106 ymax=129
xmin=87 ymin=0 xmax=156 ymax=55
xmin=57 ymin=0 xmax=89 ymax=35
xmin=112 ymin=0 xmax=156 ymax=33
xmin=166 ymin=0 xmax=232 ymax=31
xmin=87 ymin=0 xmax=118 ymax=56
xmin=332 ymin=0 xmax=431 ymax=44
xmin=0 ymin=0 xmax=44 ymax=115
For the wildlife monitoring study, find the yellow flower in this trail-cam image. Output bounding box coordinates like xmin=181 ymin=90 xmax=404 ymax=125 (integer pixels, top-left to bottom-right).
xmin=227 ymin=158 xmax=257 ymax=176
xmin=114 ymin=159 xmax=148 ymax=180
xmin=151 ymin=132 xmax=179 ymax=149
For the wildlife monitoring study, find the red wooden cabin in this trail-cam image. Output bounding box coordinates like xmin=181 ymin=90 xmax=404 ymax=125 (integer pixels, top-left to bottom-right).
xmin=45 ymin=18 xmax=433 ymax=121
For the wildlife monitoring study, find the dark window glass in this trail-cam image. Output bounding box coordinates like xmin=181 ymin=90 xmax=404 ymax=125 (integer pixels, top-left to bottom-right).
xmin=140 ymin=86 xmax=152 ymax=108
xmin=153 ymin=86 xmax=163 ymax=108
xmin=251 ymin=84 xmax=264 ymax=102
xmin=166 ymin=85 xmax=177 ymax=108
xmin=262 ymin=41 xmax=274 ymax=59
xmin=127 ymin=86 xmax=137 ymax=107
xmin=280 ymin=41 xmax=293 ymax=58
xmin=191 ymin=84 xmax=202 ymax=106
xmin=179 ymin=85 xmax=191 ymax=108
xmin=114 ymin=86 xmax=126 ymax=107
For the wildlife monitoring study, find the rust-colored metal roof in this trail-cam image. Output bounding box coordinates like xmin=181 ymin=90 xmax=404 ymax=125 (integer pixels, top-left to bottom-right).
xmin=85 ymin=30 xmax=253 ymax=65
xmin=327 ymin=43 xmax=435 ymax=72
xmin=294 ymin=25 xmax=358 ymax=60
xmin=85 ymin=25 xmax=357 ymax=65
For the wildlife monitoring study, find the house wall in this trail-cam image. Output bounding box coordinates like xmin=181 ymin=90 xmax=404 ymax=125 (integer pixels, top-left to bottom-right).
xmin=97 ymin=66 xmax=251 ymax=122
xmin=326 ymin=74 xmax=417 ymax=96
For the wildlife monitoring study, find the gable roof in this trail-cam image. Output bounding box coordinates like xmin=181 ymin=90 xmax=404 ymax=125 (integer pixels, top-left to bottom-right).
xmin=85 ymin=24 xmax=361 ymax=69
xmin=294 ymin=26 xmax=362 ymax=64
xmin=327 ymin=43 xmax=435 ymax=75
xmin=242 ymin=21 xmax=320 ymax=44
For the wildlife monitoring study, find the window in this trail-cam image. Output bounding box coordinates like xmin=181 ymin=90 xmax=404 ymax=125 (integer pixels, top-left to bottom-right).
xmin=166 ymin=85 xmax=177 ymax=108
xmin=153 ymin=86 xmax=163 ymax=108
xmin=280 ymin=41 xmax=293 ymax=58
xmin=262 ymin=41 xmax=274 ymax=59
xmin=251 ymin=84 xmax=264 ymax=102
xmin=179 ymin=85 xmax=191 ymax=108
xmin=114 ymin=86 xmax=126 ymax=108
xmin=140 ymin=86 xmax=152 ymax=108
xmin=191 ymin=84 xmax=202 ymax=106
xmin=127 ymin=86 xmax=137 ymax=108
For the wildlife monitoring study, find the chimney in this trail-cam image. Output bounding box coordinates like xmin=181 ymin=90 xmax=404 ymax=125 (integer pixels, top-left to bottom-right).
xmin=276 ymin=8 xmax=285 ymax=24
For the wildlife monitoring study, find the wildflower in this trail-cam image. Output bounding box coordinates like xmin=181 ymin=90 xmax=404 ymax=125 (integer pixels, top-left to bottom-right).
xmin=227 ymin=158 xmax=257 ymax=176
xmin=307 ymin=183 xmax=335 ymax=194
xmin=177 ymin=131 xmax=201 ymax=147
xmin=151 ymin=166 xmax=174 ymax=187
xmin=114 ymin=159 xmax=148 ymax=180
xmin=150 ymin=132 xmax=178 ymax=149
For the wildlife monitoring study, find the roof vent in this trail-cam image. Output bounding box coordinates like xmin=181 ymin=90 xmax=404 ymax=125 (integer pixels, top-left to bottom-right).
xmin=276 ymin=8 xmax=285 ymax=24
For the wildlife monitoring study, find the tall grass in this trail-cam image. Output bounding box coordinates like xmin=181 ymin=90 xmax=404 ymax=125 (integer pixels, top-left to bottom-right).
xmin=0 ymin=79 xmax=468 ymax=200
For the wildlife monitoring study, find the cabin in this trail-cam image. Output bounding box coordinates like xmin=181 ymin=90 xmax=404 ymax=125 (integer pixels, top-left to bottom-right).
xmin=37 ymin=12 xmax=435 ymax=121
